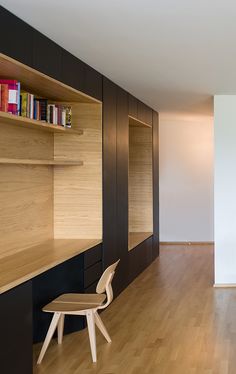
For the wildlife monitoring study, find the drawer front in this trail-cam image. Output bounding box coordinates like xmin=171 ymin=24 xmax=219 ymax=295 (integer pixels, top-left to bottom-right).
xmin=84 ymin=244 xmax=102 ymax=269
xmin=84 ymin=261 xmax=102 ymax=289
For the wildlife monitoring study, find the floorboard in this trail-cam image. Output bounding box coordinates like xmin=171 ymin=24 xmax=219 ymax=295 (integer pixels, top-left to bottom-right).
xmin=33 ymin=244 xmax=236 ymax=374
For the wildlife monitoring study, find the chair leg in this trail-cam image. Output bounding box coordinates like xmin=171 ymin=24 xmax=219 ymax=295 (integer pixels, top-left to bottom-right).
xmin=57 ymin=314 xmax=65 ymax=344
xmin=86 ymin=310 xmax=97 ymax=363
xmin=37 ymin=312 xmax=61 ymax=364
xmin=94 ymin=311 xmax=111 ymax=343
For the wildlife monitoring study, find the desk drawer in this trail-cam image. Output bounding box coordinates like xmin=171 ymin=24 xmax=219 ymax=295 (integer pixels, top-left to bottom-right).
xmin=84 ymin=244 xmax=102 ymax=269
xmin=84 ymin=261 xmax=102 ymax=288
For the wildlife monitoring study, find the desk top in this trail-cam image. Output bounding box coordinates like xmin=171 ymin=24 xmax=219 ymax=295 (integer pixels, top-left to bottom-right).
xmin=0 ymin=238 xmax=102 ymax=294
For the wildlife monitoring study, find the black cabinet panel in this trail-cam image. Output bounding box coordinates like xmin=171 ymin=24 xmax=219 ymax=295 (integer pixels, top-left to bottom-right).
xmin=128 ymin=95 xmax=138 ymax=118
xmin=102 ymin=77 xmax=117 ymax=268
xmin=152 ymin=111 xmax=159 ymax=259
xmin=138 ymin=100 xmax=153 ymax=126
xmin=84 ymin=261 xmax=102 ymax=288
xmin=61 ymin=50 xmax=102 ymax=100
xmin=32 ymin=254 xmax=84 ymax=343
xmin=61 ymin=50 xmax=85 ymax=92
xmin=115 ymin=87 xmax=129 ymax=294
xmin=0 ymin=6 xmax=33 ymax=66
xmin=32 ymin=32 xmax=62 ymax=80
xmin=0 ymin=281 xmax=32 ymax=374
xmin=84 ymin=244 xmax=102 ymax=269
xmin=128 ymin=237 xmax=153 ymax=284
xmin=85 ymin=65 xmax=102 ymax=101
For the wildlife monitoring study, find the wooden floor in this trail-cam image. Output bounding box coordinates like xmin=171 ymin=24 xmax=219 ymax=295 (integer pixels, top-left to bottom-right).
xmin=33 ymin=244 xmax=236 ymax=374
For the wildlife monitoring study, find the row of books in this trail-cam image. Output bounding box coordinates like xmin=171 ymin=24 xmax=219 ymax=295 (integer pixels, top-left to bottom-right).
xmin=0 ymin=79 xmax=72 ymax=127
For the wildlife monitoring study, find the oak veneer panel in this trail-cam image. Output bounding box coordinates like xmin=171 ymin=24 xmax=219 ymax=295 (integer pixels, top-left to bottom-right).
xmin=0 ymin=164 xmax=53 ymax=259
xmin=129 ymin=126 xmax=153 ymax=233
xmin=0 ymin=53 xmax=100 ymax=104
xmin=54 ymin=103 xmax=102 ymax=239
xmin=128 ymin=232 xmax=153 ymax=251
xmin=0 ymin=238 xmax=102 ymax=294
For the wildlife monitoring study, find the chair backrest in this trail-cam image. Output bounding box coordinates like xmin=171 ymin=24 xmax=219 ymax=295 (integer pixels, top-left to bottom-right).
xmin=96 ymin=259 xmax=120 ymax=309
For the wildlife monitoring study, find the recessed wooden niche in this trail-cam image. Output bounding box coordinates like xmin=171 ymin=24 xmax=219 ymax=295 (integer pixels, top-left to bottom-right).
xmin=128 ymin=116 xmax=153 ymax=251
xmin=0 ymin=54 xmax=102 ymax=288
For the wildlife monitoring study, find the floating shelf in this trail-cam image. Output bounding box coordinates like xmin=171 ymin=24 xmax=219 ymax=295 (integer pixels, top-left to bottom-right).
xmin=0 ymin=53 xmax=100 ymax=104
xmin=0 ymin=111 xmax=84 ymax=134
xmin=129 ymin=115 xmax=152 ymax=128
xmin=0 ymin=157 xmax=83 ymax=166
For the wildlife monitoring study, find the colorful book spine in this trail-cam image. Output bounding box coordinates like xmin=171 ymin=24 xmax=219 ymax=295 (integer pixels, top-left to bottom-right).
xmin=1 ymin=84 xmax=9 ymax=112
xmin=0 ymin=79 xmax=19 ymax=115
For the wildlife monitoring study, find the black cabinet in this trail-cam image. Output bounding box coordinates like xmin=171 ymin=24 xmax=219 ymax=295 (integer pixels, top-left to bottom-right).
xmin=152 ymin=111 xmax=159 ymax=259
xmin=137 ymin=100 xmax=153 ymax=126
xmin=0 ymin=6 xmax=33 ymax=66
xmin=0 ymin=281 xmax=33 ymax=374
xmin=61 ymin=50 xmax=102 ymax=101
xmin=32 ymin=32 xmax=62 ymax=81
xmin=128 ymin=236 xmax=153 ymax=283
xmin=102 ymin=78 xmax=118 ymax=269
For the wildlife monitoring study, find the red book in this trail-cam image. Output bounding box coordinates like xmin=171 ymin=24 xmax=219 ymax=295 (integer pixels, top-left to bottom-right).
xmin=0 ymin=79 xmax=18 ymax=115
xmin=1 ymin=84 xmax=9 ymax=112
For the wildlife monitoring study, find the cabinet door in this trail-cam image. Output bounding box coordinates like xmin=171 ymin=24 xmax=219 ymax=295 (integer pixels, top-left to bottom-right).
xmin=32 ymin=254 xmax=84 ymax=343
xmin=128 ymin=95 xmax=138 ymax=118
xmin=152 ymin=110 xmax=159 ymax=259
xmin=137 ymin=100 xmax=153 ymax=126
xmin=116 ymin=87 xmax=129 ymax=293
xmin=85 ymin=64 xmax=102 ymax=101
xmin=0 ymin=6 xmax=33 ymax=66
xmin=61 ymin=50 xmax=85 ymax=92
xmin=32 ymin=32 xmax=62 ymax=81
xmin=0 ymin=282 xmax=32 ymax=374
xmin=102 ymin=77 xmax=117 ymax=268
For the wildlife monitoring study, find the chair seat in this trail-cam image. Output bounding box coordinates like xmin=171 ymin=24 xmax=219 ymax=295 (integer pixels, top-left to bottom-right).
xmin=43 ymin=293 xmax=106 ymax=313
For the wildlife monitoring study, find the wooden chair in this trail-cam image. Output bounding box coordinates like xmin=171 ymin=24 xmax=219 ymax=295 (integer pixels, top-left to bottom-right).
xmin=37 ymin=259 xmax=120 ymax=364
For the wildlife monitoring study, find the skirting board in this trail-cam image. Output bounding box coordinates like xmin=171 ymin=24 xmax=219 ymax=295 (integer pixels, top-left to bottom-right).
xmin=160 ymin=241 xmax=214 ymax=245
xmin=214 ymin=284 xmax=236 ymax=288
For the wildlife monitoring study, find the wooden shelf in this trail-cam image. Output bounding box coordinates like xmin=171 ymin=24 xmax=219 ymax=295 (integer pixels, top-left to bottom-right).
xmin=0 ymin=238 xmax=102 ymax=294
xmin=0 ymin=53 xmax=100 ymax=104
xmin=129 ymin=115 xmax=152 ymax=128
xmin=0 ymin=158 xmax=83 ymax=166
xmin=0 ymin=111 xmax=84 ymax=134
xmin=128 ymin=232 xmax=153 ymax=251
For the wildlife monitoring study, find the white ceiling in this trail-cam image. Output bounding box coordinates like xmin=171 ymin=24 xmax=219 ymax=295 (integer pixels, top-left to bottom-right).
xmin=2 ymin=0 xmax=236 ymax=115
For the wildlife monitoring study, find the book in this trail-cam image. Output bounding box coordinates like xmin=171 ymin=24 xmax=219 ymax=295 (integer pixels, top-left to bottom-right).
xmin=0 ymin=79 xmax=19 ymax=115
xmin=1 ymin=84 xmax=9 ymax=112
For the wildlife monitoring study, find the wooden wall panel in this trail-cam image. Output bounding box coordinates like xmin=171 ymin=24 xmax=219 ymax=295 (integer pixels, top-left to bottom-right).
xmin=0 ymin=164 xmax=53 ymax=259
xmin=54 ymin=103 xmax=102 ymax=239
xmin=129 ymin=126 xmax=153 ymax=233
xmin=0 ymin=126 xmax=53 ymax=258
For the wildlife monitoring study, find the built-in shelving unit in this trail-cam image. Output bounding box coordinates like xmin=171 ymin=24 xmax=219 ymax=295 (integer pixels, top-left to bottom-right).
xmin=128 ymin=116 xmax=153 ymax=251
xmin=0 ymin=53 xmax=103 ymax=271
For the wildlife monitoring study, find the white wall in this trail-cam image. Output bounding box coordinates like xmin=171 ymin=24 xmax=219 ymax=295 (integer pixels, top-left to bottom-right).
xmin=214 ymin=96 xmax=236 ymax=284
xmin=159 ymin=113 xmax=214 ymax=242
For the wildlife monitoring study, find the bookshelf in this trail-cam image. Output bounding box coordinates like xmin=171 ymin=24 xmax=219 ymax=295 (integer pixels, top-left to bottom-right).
xmin=128 ymin=116 xmax=153 ymax=251
xmin=0 ymin=53 xmax=102 ymax=269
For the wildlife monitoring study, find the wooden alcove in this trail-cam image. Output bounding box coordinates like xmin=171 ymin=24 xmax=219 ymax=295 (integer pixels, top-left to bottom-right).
xmin=0 ymin=54 xmax=102 ymax=291
xmin=128 ymin=116 xmax=153 ymax=250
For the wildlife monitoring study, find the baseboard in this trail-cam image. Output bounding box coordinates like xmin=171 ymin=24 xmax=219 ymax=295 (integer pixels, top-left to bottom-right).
xmin=160 ymin=241 xmax=214 ymax=245
xmin=214 ymin=283 xmax=236 ymax=288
